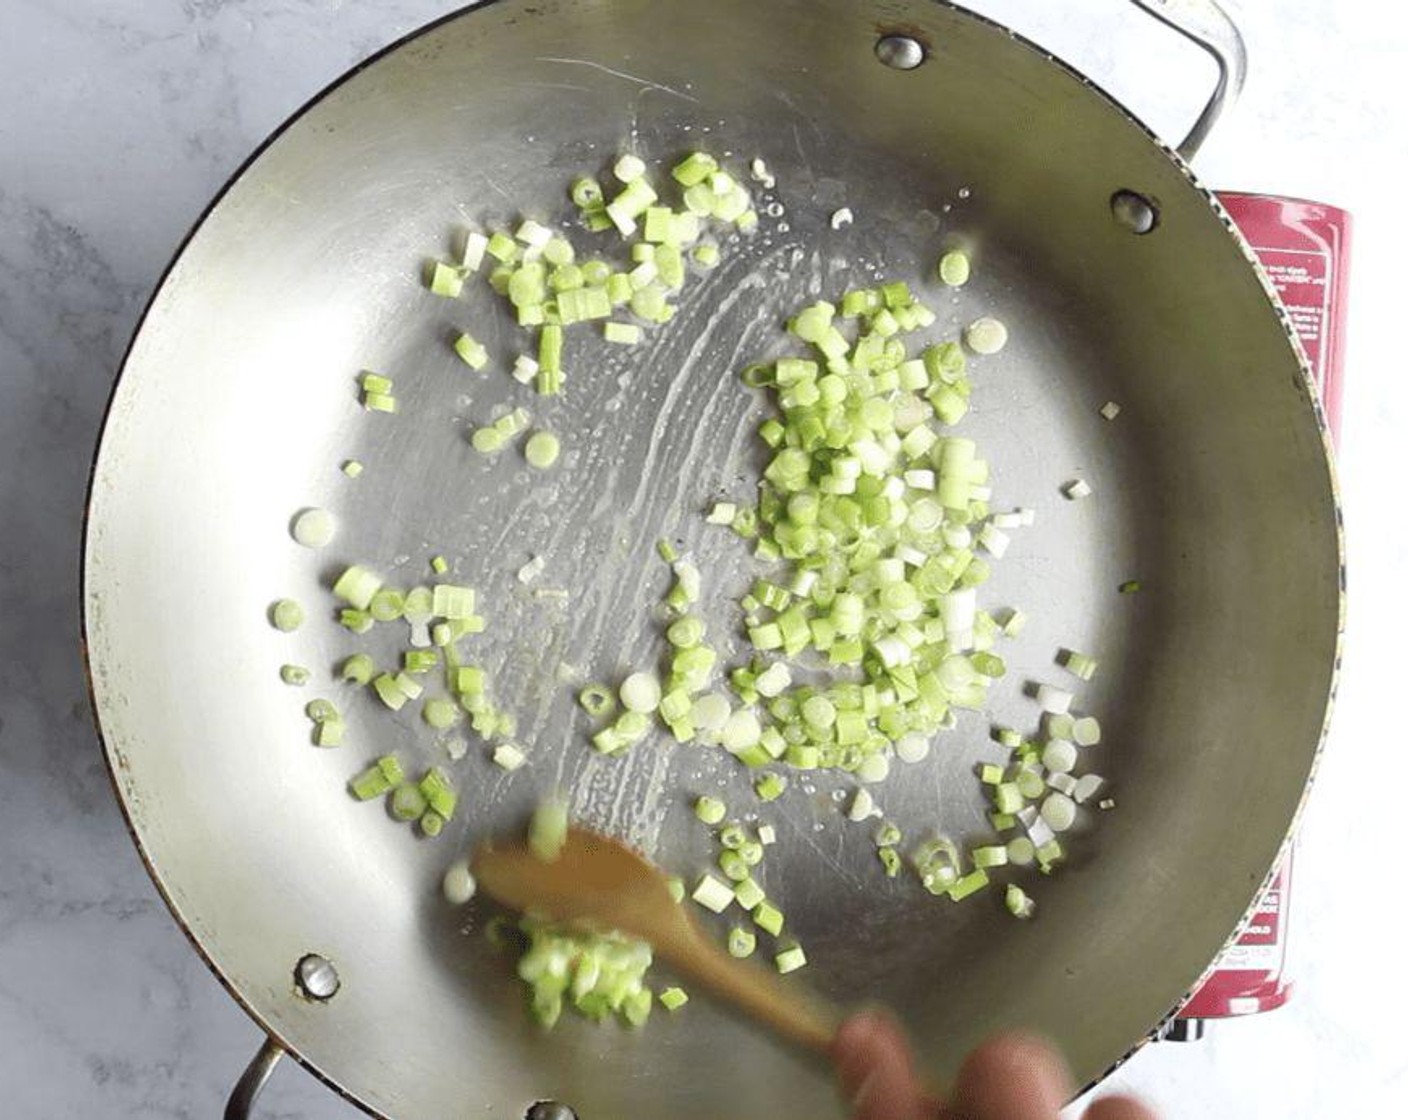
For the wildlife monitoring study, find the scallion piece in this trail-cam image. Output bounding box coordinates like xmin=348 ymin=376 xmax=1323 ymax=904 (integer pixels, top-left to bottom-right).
xmin=428 ymin=261 xmax=465 ymax=298
xmin=280 ymin=664 xmax=309 ymax=686
xmin=1040 ymin=792 xmax=1077 ymax=832
xmin=404 ymin=649 xmax=439 ymax=674
xmin=389 ymin=783 xmax=427 ymax=821
xmin=948 ymin=868 xmax=990 ymax=901
xmin=938 ymin=250 xmax=971 ymax=287
xmin=340 ymin=654 xmax=374 ymax=685
xmin=422 ymin=698 xmax=459 ymax=729
xmin=332 ymin=565 xmax=382 ymax=611
xmin=529 ymin=793 xmax=569 ymax=861
xmin=349 ymin=764 xmax=394 ymax=801
xmin=658 ymin=986 xmax=688 ymax=1011
xmin=733 ymin=876 xmax=765 ymax=910
xmin=291 ymin=508 xmax=336 ymax=549
xmin=578 ymin=684 xmax=616 ymax=718
xmin=372 ymin=673 xmax=408 ymax=711
xmin=603 ymin=321 xmax=642 ymax=345
xmin=1006 ymin=884 xmax=1036 ymax=919
xmin=972 ymin=845 xmax=1008 ymax=869
xmin=620 ymin=671 xmax=662 ymax=714
xmin=493 ymin=742 xmax=527 ymax=771
xmin=524 ymin=430 xmax=561 ymax=470
xmin=691 ymin=874 xmax=734 ymax=913
xmin=727 ymin=926 xmax=757 ymax=959
xmin=1060 ymin=649 xmax=1100 ymax=681
xmin=1007 ymin=837 xmax=1037 ymax=866
xmin=417 ymin=768 xmax=456 ymax=820
xmin=718 ymin=849 xmax=749 ymax=882
xmin=306 ymin=698 xmax=339 ymax=724
xmin=848 ymin=788 xmax=876 ymax=822
xmin=1036 ymin=839 xmax=1064 ymax=872
xmin=570 ymin=177 xmax=603 ymax=208
xmin=1036 ymin=683 xmax=1074 ymax=714
xmin=752 ymin=901 xmax=785 ymax=936
xmin=1042 ymin=739 xmax=1077 ymax=774
xmin=993 ymin=782 xmax=1023 ymax=814
xmin=672 ymin=151 xmax=719 ymax=187
xmin=453 ymin=332 xmax=489 ymax=370
xmin=963 ymin=317 xmax=1008 ymax=355
xmin=270 ymin=598 xmax=304 ymax=632
xmin=694 ymin=796 xmax=727 ymax=825
xmin=774 ymin=944 xmax=807 ymax=974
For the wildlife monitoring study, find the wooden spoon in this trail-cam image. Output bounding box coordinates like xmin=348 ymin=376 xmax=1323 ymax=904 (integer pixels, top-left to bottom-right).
xmin=472 ymin=826 xmax=842 ymax=1054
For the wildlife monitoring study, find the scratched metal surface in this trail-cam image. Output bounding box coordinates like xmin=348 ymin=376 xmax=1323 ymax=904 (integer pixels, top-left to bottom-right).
xmin=82 ymin=0 xmax=1341 ymax=1117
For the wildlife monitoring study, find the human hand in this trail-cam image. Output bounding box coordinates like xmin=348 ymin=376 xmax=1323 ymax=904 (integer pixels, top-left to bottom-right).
xmin=831 ymin=1010 xmax=1157 ymax=1120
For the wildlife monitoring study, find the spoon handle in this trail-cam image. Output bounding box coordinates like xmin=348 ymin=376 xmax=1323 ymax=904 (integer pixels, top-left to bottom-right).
xmin=656 ymin=923 xmax=842 ymax=1054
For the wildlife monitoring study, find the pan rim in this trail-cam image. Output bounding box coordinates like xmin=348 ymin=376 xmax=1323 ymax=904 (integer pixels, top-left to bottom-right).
xmin=79 ymin=0 xmax=1344 ymax=1113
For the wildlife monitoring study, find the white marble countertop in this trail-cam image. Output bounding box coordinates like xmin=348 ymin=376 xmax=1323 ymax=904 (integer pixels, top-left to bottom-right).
xmin=3 ymin=1 xmax=1404 ymax=1116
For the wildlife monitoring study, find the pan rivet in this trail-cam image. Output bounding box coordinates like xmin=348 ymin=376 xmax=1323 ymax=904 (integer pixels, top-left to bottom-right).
xmin=875 ymin=34 xmax=925 ymax=70
xmin=294 ymin=954 xmax=341 ymax=1000
xmin=1111 ymin=190 xmax=1160 ymax=234
xmin=525 ymin=1102 xmax=577 ymax=1120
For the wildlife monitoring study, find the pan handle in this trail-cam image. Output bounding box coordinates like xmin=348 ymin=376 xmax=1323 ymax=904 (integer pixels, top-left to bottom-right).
xmin=223 ymin=1036 xmax=286 ymax=1120
xmin=1128 ymin=0 xmax=1248 ymax=161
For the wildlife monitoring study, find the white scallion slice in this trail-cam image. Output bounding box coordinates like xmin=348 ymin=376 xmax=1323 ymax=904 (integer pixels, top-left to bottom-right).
xmin=691 ymin=874 xmax=734 ymax=913
xmin=292 ymin=508 xmax=336 ymax=549
xmin=524 ymin=431 xmax=561 ymax=470
xmin=774 ymin=944 xmax=807 ymax=974
xmin=1072 ymin=716 xmax=1101 ymax=746
xmin=938 ymin=250 xmax=971 ymax=287
xmin=895 ymin=733 xmax=931 ymax=764
xmin=847 ymin=788 xmax=876 ymax=821
xmin=493 ymin=743 xmax=527 ymax=771
xmin=442 ymin=860 xmax=477 ymax=904
xmin=1041 ymin=739 xmax=1077 ymax=774
xmin=1006 ymin=837 xmax=1036 ymax=866
xmin=620 ymin=671 xmax=662 ymax=714
xmin=1040 ymin=792 xmax=1077 ymax=831
xmin=857 ymin=753 xmax=891 ymax=784
xmin=964 ymin=317 xmax=1008 ymax=355
xmin=691 ymin=693 xmax=731 ymax=732
xmin=528 ymin=794 xmax=568 ymax=862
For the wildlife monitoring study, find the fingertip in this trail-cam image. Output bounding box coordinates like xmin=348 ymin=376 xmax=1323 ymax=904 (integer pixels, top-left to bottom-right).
xmin=832 ymin=1009 xmax=925 ymax=1120
xmin=1084 ymin=1093 xmax=1159 ymax=1120
xmin=832 ymin=1009 xmax=911 ymax=1087
xmin=952 ymin=1030 xmax=1074 ymax=1119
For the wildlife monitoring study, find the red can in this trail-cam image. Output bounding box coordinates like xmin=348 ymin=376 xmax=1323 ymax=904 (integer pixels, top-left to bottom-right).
xmin=1171 ymin=193 xmax=1350 ymax=1030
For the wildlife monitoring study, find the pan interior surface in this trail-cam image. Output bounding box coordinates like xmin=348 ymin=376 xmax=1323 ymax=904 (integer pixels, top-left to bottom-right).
xmin=83 ymin=0 xmax=1341 ymax=1116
